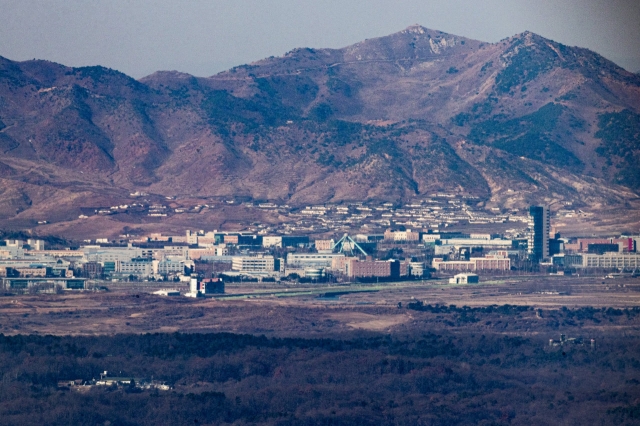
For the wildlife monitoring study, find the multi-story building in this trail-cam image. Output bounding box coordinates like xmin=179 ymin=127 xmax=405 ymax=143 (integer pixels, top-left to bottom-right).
xmin=286 ymin=253 xmax=344 ymax=269
xmin=224 ymin=235 xmax=239 ymax=244
xmin=472 ymin=256 xmax=511 ymax=271
xmin=153 ymin=259 xmax=187 ymax=276
xmin=384 ymin=229 xmax=420 ymax=242
xmin=82 ymin=262 xmax=103 ymax=278
xmin=528 ymin=205 xmax=550 ymax=260
xmin=432 ymin=255 xmax=511 ymax=272
xmin=1 ymin=240 xmax=25 ymax=259
xmin=232 ymin=255 xmax=275 ymax=273
xmin=155 ymin=246 xmax=189 ymax=261
xmin=116 ymin=258 xmax=153 ymax=277
xmin=16 ymin=267 xmax=50 ymax=277
xmin=439 ymin=238 xmax=513 ymax=248
xmin=27 ymin=239 xmax=45 ymax=251
xmin=188 ymin=246 xmax=228 ymax=260
xmin=82 ymin=246 xmax=152 ymax=263
xmin=315 ymin=240 xmax=335 ymax=252
xmin=579 ymin=253 xmax=640 ymax=269
xmin=262 ymin=236 xmax=282 ymax=248
xmin=344 ymin=259 xmax=401 ymax=279
xmin=198 ymin=278 xmax=225 ymax=294
xmin=281 ymin=236 xmax=310 ymax=247
xmin=432 ymin=259 xmax=474 ymax=272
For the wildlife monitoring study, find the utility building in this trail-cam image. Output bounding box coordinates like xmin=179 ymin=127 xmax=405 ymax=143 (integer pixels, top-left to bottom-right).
xmin=449 ymin=273 xmax=479 ymax=284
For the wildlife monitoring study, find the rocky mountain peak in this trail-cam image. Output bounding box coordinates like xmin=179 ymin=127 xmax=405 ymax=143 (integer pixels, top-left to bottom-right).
xmin=0 ymin=26 xmax=639 ymax=231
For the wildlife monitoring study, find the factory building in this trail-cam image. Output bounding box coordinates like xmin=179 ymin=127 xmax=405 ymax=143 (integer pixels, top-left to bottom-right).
xmin=1 ymin=277 xmax=87 ymax=291
xmin=286 ymin=253 xmax=344 ymax=269
xmin=232 ymin=255 xmax=276 ymax=273
xmin=579 ymin=253 xmax=640 ymax=269
xmin=153 ymin=259 xmax=188 ymax=276
xmin=116 ymin=258 xmax=153 ymax=276
xmin=432 ymin=255 xmax=510 ymax=272
xmin=82 ymin=246 xmax=152 ymax=263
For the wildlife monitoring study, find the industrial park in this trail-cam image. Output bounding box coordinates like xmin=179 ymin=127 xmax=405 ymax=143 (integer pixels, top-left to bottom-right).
xmin=2 ymin=2 xmax=640 ymax=423
xmin=2 ymin=202 xmax=639 ymax=298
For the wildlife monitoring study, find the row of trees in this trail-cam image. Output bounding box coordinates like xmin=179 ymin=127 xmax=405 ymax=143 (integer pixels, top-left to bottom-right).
xmin=1 ymin=312 xmax=639 ymax=425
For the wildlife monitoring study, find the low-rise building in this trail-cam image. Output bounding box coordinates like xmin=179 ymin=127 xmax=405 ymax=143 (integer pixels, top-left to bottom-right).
xmin=199 ymin=278 xmax=224 ymax=294
xmin=1 ymin=277 xmax=86 ymax=291
xmin=449 ymin=273 xmax=479 ymax=284
xmin=153 ymin=289 xmax=181 ymax=296
xmin=16 ymin=267 xmax=50 ymax=277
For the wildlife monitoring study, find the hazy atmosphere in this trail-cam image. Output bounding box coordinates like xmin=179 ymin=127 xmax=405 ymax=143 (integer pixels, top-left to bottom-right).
xmin=1 ymin=0 xmax=639 ymax=78
xmin=3 ymin=1 xmax=640 ymax=425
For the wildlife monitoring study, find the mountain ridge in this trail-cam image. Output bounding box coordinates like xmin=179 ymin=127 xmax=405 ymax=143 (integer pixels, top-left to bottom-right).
xmin=0 ymin=25 xmax=639 ymax=233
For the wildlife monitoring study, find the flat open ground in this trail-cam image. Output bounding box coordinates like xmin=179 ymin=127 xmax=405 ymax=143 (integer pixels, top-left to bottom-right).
xmin=2 ymin=275 xmax=640 ymax=337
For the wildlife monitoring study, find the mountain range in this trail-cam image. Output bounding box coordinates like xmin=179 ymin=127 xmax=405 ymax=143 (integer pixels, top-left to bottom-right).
xmin=1 ymin=25 xmax=639 ymax=233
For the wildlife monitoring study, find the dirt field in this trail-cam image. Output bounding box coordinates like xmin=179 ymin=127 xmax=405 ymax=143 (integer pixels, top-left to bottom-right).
xmin=2 ymin=275 xmax=639 ymax=337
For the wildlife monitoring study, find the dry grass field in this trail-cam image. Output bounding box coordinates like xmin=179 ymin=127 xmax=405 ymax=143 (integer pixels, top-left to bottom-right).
xmin=2 ymin=275 xmax=639 ymax=338
xmin=2 ymin=275 xmax=640 ymax=425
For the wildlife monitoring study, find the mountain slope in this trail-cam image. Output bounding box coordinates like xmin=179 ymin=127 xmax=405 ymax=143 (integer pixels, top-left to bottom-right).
xmin=1 ymin=25 xmax=639 ymax=231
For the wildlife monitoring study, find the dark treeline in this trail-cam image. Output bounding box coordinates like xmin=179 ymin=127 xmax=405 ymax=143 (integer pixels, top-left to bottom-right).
xmin=1 ymin=315 xmax=640 ymax=425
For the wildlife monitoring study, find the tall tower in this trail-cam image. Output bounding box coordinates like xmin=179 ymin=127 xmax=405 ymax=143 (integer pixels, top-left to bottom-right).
xmin=528 ymin=205 xmax=550 ymax=260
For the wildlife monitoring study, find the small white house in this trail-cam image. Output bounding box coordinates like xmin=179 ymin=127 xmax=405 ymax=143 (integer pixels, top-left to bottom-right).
xmin=449 ymin=273 xmax=479 ymax=284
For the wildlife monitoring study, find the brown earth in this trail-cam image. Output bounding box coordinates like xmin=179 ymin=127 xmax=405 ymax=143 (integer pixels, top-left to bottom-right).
xmin=2 ymin=275 xmax=640 ymax=338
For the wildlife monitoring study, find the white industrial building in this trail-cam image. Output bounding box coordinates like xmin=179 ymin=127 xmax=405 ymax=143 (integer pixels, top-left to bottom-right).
xmin=432 ymin=255 xmax=511 ymax=272
xmin=116 ymin=259 xmax=153 ymax=276
xmin=579 ymin=253 xmax=640 ymax=269
xmin=286 ymin=253 xmax=344 ymax=269
xmin=232 ymin=255 xmax=276 ymax=273
xmin=82 ymin=246 xmax=152 ymax=263
xmin=153 ymin=259 xmax=189 ymax=276
xmin=439 ymin=238 xmax=513 ymax=248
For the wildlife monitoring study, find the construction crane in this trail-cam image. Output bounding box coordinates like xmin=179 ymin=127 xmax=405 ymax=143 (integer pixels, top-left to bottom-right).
xmin=331 ymin=233 xmax=368 ymax=256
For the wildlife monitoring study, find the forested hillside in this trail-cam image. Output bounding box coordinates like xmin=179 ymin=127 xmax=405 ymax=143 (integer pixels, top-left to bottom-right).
xmin=1 ymin=305 xmax=640 ymax=425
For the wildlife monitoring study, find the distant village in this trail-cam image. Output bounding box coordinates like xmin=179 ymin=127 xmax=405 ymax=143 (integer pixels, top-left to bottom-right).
xmin=2 ymin=197 xmax=639 ymax=295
